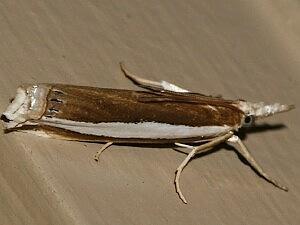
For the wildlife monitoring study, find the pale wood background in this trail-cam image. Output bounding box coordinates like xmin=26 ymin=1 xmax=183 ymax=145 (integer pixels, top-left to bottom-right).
xmin=0 ymin=1 xmax=299 ymax=224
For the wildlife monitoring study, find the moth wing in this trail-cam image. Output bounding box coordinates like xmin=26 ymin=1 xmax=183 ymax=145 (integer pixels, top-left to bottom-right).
xmin=136 ymin=90 xmax=235 ymax=105
xmin=137 ymin=95 xmax=199 ymax=104
xmin=120 ymin=62 xmax=190 ymax=93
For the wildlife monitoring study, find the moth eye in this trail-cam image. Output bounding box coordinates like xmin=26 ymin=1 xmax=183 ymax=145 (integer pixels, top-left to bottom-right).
xmin=243 ymin=115 xmax=254 ymax=127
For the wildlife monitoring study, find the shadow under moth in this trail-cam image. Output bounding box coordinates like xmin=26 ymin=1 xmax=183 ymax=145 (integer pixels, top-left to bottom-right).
xmin=1 ymin=63 xmax=294 ymax=203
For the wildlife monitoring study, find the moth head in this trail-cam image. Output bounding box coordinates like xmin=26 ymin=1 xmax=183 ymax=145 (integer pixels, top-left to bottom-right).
xmin=1 ymin=85 xmax=49 ymax=129
xmin=238 ymin=101 xmax=295 ymax=127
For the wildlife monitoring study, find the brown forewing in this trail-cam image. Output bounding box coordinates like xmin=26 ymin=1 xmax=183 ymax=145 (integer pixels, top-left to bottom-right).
xmin=43 ymin=84 xmax=244 ymax=128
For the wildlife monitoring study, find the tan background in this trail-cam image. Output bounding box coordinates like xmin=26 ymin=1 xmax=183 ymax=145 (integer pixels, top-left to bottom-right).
xmin=0 ymin=1 xmax=299 ymax=224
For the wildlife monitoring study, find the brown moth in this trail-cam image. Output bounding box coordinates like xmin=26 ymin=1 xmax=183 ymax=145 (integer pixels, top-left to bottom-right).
xmin=1 ymin=63 xmax=294 ymax=203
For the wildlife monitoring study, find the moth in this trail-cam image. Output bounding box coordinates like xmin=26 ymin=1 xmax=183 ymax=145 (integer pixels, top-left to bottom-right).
xmin=1 ymin=63 xmax=294 ymax=203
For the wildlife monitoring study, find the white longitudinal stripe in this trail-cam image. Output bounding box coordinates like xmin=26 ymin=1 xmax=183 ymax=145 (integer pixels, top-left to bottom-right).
xmin=39 ymin=117 xmax=231 ymax=139
xmin=206 ymin=105 xmax=217 ymax=111
xmin=160 ymin=81 xmax=189 ymax=93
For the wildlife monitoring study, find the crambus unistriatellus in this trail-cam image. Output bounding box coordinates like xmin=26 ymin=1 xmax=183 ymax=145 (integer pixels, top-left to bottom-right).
xmin=1 ymin=63 xmax=294 ymax=203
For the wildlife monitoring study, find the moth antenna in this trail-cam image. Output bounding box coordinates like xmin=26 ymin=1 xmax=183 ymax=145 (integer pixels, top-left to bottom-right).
xmin=120 ymin=62 xmax=164 ymax=91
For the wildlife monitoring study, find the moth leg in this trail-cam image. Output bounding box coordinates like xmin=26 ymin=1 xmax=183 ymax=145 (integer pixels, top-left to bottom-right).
xmin=227 ymin=135 xmax=288 ymax=191
xmin=174 ymin=143 xmax=213 ymax=155
xmin=120 ymin=62 xmax=189 ymax=93
xmin=175 ymin=143 xmax=194 ymax=149
xmin=175 ymin=142 xmax=216 ymax=153
xmin=173 ymin=143 xmax=194 ymax=155
xmin=94 ymin=142 xmax=114 ymax=162
xmin=175 ymin=132 xmax=233 ymax=203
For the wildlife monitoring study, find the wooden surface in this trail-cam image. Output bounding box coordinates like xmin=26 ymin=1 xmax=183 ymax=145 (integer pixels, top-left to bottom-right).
xmin=0 ymin=1 xmax=299 ymax=224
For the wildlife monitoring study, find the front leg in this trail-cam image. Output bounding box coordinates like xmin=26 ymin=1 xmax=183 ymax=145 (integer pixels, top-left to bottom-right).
xmin=175 ymin=132 xmax=234 ymax=203
xmin=227 ymin=135 xmax=288 ymax=191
